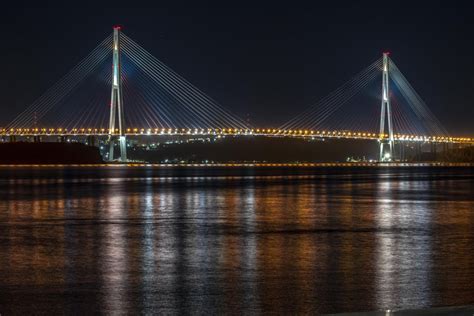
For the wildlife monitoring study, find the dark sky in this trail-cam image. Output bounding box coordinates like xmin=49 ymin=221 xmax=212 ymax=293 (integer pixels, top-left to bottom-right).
xmin=1 ymin=2 xmax=473 ymax=134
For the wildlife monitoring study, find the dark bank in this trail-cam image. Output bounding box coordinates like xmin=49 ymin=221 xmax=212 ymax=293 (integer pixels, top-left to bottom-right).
xmin=0 ymin=142 xmax=103 ymax=164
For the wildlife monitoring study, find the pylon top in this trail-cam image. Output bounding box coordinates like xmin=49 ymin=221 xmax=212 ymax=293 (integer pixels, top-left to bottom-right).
xmin=113 ymin=25 xmax=122 ymax=30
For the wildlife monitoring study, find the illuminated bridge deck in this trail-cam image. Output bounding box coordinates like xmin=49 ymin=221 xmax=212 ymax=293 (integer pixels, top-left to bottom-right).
xmin=1 ymin=128 xmax=473 ymax=144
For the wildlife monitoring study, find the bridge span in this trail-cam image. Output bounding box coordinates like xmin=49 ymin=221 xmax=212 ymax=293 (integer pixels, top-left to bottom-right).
xmin=2 ymin=128 xmax=472 ymax=145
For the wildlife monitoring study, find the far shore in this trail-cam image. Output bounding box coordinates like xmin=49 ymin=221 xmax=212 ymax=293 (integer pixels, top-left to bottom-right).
xmin=0 ymin=162 xmax=473 ymax=168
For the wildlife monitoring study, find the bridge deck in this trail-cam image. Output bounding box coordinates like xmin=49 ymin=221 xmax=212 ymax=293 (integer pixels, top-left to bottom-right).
xmin=1 ymin=128 xmax=473 ymax=144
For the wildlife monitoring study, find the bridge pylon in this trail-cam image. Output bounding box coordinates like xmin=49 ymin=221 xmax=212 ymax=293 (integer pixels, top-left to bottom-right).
xmin=108 ymin=26 xmax=127 ymax=162
xmin=379 ymin=52 xmax=394 ymax=162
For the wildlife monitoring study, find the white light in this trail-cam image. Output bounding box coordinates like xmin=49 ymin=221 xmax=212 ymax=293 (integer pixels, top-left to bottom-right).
xmin=384 ymin=153 xmax=391 ymax=159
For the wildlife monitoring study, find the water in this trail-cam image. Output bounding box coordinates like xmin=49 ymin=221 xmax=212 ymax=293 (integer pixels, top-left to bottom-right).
xmin=0 ymin=166 xmax=473 ymax=314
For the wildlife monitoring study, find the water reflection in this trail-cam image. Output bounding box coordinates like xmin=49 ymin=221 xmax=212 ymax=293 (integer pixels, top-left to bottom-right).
xmin=101 ymin=190 xmax=128 ymax=313
xmin=0 ymin=167 xmax=473 ymax=314
xmin=375 ymin=180 xmax=433 ymax=309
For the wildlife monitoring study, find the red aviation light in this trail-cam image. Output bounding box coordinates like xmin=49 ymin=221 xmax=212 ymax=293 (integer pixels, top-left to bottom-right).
xmin=113 ymin=25 xmax=122 ymax=30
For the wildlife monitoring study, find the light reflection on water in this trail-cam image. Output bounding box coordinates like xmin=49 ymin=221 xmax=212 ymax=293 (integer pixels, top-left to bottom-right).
xmin=0 ymin=167 xmax=473 ymax=314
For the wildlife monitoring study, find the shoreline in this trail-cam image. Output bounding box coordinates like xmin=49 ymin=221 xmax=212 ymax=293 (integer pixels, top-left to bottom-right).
xmin=0 ymin=162 xmax=473 ymax=168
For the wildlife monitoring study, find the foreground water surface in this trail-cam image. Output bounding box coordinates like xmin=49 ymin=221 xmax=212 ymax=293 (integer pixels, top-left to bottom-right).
xmin=0 ymin=166 xmax=473 ymax=314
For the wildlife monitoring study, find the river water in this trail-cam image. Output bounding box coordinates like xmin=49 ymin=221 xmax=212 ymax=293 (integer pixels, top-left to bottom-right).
xmin=0 ymin=166 xmax=473 ymax=314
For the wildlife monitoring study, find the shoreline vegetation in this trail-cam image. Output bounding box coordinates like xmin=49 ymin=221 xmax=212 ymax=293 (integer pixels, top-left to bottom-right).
xmin=0 ymin=142 xmax=103 ymax=164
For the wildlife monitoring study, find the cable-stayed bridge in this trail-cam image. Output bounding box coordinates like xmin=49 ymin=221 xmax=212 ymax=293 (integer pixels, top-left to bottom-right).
xmin=1 ymin=27 xmax=473 ymax=162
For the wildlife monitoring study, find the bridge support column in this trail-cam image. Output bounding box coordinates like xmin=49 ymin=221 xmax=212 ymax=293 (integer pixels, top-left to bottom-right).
xmin=86 ymin=135 xmax=96 ymax=147
xmin=8 ymin=136 xmax=16 ymax=143
xmin=108 ymin=26 xmax=127 ymax=162
xmin=431 ymin=142 xmax=438 ymax=160
xmin=399 ymin=142 xmax=405 ymax=161
xmin=58 ymin=135 xmax=68 ymax=143
xmin=33 ymin=135 xmax=41 ymax=143
xmin=416 ymin=142 xmax=422 ymax=160
xmin=119 ymin=136 xmax=127 ymax=161
xmin=378 ymin=52 xmax=394 ymax=162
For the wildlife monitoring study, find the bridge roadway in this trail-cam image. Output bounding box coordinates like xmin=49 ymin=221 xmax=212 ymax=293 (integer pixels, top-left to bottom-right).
xmin=1 ymin=127 xmax=473 ymax=144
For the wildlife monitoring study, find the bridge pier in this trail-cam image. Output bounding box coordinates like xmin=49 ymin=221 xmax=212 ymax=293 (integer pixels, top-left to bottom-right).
xmin=379 ymin=139 xmax=394 ymax=162
xmin=431 ymin=142 xmax=438 ymax=160
xmin=58 ymin=135 xmax=68 ymax=143
xmin=33 ymin=135 xmax=41 ymax=143
xmin=399 ymin=142 xmax=405 ymax=161
xmin=86 ymin=135 xmax=96 ymax=147
xmin=416 ymin=142 xmax=422 ymax=160
xmin=119 ymin=136 xmax=127 ymax=161
xmin=108 ymin=135 xmax=127 ymax=162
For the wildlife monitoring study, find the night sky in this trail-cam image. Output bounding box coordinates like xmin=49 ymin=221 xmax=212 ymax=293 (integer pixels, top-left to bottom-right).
xmin=1 ymin=2 xmax=473 ymax=134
